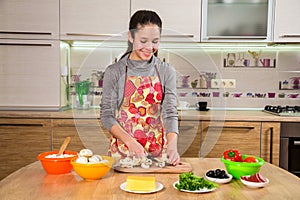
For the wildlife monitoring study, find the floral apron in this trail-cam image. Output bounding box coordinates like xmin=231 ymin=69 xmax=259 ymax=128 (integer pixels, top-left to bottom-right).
xmin=108 ymin=65 xmax=165 ymax=159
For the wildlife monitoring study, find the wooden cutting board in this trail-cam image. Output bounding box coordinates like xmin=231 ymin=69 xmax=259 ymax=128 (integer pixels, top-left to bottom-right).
xmin=113 ymin=162 xmax=193 ymax=173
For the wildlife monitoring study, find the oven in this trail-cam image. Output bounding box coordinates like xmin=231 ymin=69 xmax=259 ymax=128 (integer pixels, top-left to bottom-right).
xmin=263 ymin=105 xmax=300 ymax=177
xmin=280 ymin=122 xmax=300 ymax=177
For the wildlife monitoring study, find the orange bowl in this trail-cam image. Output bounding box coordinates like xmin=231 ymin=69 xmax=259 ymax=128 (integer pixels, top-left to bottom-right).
xmin=37 ymin=150 xmax=78 ymax=174
xmin=71 ymin=156 xmax=114 ymax=180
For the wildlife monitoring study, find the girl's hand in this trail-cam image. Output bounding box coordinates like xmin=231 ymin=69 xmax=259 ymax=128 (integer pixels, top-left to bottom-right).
xmin=110 ymin=124 xmax=146 ymax=158
xmin=166 ymin=148 xmax=180 ymax=166
xmin=166 ymin=132 xmax=180 ymax=165
xmin=126 ymin=139 xmax=147 ymax=158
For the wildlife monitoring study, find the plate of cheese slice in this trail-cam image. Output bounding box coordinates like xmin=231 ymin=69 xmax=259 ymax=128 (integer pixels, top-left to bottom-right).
xmin=120 ymin=181 xmax=163 ymax=194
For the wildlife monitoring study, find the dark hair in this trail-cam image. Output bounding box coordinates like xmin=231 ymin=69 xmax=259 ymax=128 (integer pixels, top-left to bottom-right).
xmin=121 ymin=10 xmax=162 ymax=59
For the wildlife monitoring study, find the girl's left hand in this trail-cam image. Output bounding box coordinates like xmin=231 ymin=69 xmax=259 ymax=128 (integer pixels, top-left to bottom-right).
xmin=166 ymin=148 xmax=180 ymax=166
xmin=166 ymin=132 xmax=180 ymax=165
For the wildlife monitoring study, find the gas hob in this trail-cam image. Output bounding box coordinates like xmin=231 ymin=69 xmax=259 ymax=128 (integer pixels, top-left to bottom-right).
xmin=263 ymin=105 xmax=300 ymax=116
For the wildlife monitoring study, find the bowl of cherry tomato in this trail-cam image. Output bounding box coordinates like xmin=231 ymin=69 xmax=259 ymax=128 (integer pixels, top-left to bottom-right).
xmin=221 ymin=149 xmax=265 ymax=179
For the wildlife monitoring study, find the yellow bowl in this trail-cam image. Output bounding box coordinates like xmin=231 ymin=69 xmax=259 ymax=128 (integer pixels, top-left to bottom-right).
xmin=71 ymin=156 xmax=114 ymax=180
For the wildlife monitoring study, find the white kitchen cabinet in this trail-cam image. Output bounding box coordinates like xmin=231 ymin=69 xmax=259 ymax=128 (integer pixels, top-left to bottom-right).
xmin=0 ymin=0 xmax=59 ymax=40
xmin=0 ymin=39 xmax=61 ymax=110
xmin=131 ymin=0 xmax=202 ymax=42
xmin=60 ymin=0 xmax=130 ymax=41
xmin=273 ymin=0 xmax=300 ymax=42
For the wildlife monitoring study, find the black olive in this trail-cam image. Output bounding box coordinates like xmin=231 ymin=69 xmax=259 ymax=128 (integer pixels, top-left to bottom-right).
xmin=219 ymin=173 xmax=229 ymax=179
xmin=214 ymin=170 xmax=221 ymax=177
xmin=206 ymin=170 xmax=215 ymax=177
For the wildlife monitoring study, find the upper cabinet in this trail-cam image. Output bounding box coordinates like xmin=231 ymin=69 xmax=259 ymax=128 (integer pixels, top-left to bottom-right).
xmin=0 ymin=0 xmax=59 ymax=40
xmin=273 ymin=0 xmax=300 ymax=42
xmin=60 ymin=0 xmax=130 ymax=41
xmin=0 ymin=39 xmax=61 ymax=110
xmin=131 ymin=0 xmax=202 ymax=42
xmin=201 ymin=0 xmax=274 ymax=42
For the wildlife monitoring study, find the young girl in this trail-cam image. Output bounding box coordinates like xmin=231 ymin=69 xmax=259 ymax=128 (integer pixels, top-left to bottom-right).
xmin=100 ymin=10 xmax=180 ymax=165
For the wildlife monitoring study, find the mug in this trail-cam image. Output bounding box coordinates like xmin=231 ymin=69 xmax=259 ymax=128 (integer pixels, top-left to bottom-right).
xmin=232 ymin=93 xmax=242 ymax=98
xmin=288 ymin=94 xmax=299 ymax=98
xmin=213 ymin=92 xmax=220 ymax=97
xmin=223 ymin=92 xmax=229 ymax=97
xmin=196 ymin=101 xmax=208 ymax=111
xmin=178 ymin=101 xmax=190 ymax=109
xmin=268 ymin=92 xmax=275 ymax=98
xmin=278 ymin=93 xmax=285 ymax=98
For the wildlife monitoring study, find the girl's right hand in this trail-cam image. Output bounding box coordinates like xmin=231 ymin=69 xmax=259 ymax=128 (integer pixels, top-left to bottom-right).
xmin=126 ymin=139 xmax=147 ymax=158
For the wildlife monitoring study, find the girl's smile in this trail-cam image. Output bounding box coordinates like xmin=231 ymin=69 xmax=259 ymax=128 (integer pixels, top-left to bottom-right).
xmin=129 ymin=24 xmax=161 ymax=61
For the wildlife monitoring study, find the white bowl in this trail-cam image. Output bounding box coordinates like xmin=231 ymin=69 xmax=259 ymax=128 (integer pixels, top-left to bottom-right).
xmin=205 ymin=174 xmax=233 ymax=184
xmin=240 ymin=177 xmax=269 ymax=188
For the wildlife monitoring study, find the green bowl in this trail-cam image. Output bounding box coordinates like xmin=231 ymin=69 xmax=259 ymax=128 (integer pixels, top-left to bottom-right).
xmin=221 ymin=154 xmax=265 ymax=179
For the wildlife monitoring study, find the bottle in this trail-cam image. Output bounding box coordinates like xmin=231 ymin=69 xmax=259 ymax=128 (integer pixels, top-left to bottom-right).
xmin=91 ymin=70 xmax=99 ymax=88
xmin=199 ymin=75 xmax=207 ymax=89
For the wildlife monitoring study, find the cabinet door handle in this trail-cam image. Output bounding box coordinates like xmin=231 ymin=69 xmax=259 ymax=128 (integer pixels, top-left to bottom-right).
xmin=280 ymin=34 xmax=300 ymax=38
xmin=0 ymin=123 xmax=43 ymax=127
xmin=0 ymin=31 xmax=52 ymax=35
xmin=294 ymin=141 xmax=300 ymax=145
xmin=66 ymin=33 xmax=122 ymax=37
xmin=57 ymin=124 xmax=100 ymax=127
xmin=206 ymin=36 xmax=267 ymax=39
xmin=179 ymin=125 xmax=195 ymax=131
xmin=0 ymin=43 xmax=52 ymax=47
xmin=161 ymin=34 xmax=194 ymax=38
xmin=208 ymin=126 xmax=255 ymax=129
xmin=269 ymin=127 xmax=273 ymax=164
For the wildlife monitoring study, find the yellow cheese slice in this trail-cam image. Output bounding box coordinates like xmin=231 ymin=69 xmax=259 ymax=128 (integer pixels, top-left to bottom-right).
xmin=126 ymin=176 xmax=156 ymax=191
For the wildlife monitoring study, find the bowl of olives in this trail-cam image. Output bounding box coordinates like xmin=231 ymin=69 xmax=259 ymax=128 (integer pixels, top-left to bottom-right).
xmin=205 ymin=169 xmax=233 ymax=184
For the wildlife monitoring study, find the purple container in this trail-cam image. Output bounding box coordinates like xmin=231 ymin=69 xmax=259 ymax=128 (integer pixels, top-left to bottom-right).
xmin=268 ymin=93 xmax=275 ymax=98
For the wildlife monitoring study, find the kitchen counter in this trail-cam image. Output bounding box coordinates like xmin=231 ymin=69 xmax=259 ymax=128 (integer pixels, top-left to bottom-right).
xmin=0 ymin=158 xmax=299 ymax=200
xmin=0 ymin=109 xmax=300 ymax=122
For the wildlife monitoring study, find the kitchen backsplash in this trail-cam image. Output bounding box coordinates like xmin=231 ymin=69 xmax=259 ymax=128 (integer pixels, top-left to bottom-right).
xmin=67 ymin=43 xmax=300 ymax=109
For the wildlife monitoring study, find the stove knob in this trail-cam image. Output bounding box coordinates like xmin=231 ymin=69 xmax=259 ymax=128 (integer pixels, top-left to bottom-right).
xmin=276 ymin=106 xmax=282 ymax=113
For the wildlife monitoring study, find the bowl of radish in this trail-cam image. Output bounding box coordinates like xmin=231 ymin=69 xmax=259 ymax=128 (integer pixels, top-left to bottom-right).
xmin=240 ymin=173 xmax=269 ymax=188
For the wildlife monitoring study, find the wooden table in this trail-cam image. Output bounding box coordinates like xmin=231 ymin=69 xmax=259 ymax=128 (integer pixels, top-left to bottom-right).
xmin=0 ymin=158 xmax=299 ymax=200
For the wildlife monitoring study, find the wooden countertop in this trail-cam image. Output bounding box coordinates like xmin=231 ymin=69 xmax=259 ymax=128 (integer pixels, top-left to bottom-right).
xmin=0 ymin=158 xmax=299 ymax=200
xmin=1 ymin=109 xmax=300 ymax=122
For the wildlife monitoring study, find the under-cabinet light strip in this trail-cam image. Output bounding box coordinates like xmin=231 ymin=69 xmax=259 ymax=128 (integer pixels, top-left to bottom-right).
xmin=69 ymin=41 xmax=300 ymax=50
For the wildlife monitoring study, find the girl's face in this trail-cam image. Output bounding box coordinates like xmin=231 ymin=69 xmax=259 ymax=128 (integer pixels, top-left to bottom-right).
xmin=128 ymin=24 xmax=161 ymax=61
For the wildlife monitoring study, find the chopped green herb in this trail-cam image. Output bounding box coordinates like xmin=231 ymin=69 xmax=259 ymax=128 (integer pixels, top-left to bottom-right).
xmin=175 ymin=172 xmax=218 ymax=191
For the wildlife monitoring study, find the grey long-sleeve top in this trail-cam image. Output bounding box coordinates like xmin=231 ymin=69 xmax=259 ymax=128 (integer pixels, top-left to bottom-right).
xmin=100 ymin=55 xmax=179 ymax=135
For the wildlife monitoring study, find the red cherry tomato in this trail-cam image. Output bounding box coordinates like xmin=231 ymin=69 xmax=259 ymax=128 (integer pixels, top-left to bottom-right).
xmin=243 ymin=156 xmax=258 ymax=163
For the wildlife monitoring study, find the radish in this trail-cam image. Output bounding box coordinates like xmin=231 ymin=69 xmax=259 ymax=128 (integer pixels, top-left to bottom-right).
xmin=241 ymin=173 xmax=267 ymax=183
